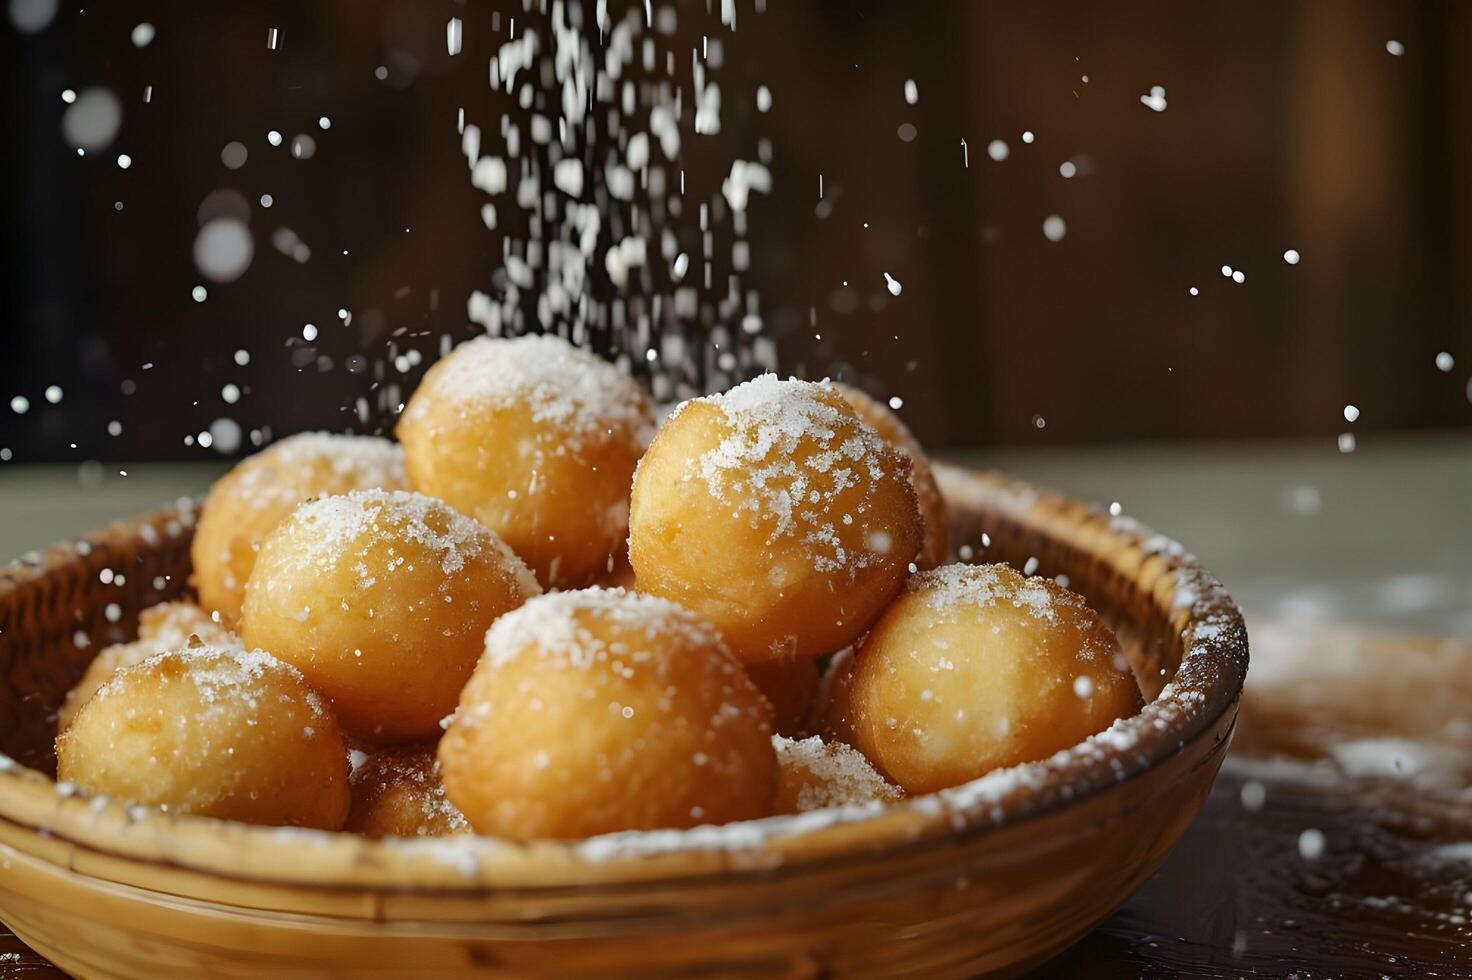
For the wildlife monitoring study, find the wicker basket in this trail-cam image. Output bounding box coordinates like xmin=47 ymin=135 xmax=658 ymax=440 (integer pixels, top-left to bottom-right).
xmin=0 ymin=463 xmax=1247 ymax=978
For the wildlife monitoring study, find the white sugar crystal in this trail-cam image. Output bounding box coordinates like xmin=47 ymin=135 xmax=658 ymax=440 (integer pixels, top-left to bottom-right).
xmin=553 ymin=158 xmax=585 ymax=197
xmin=1297 ymin=828 xmax=1326 ymax=860
xmin=471 ymin=157 xmax=508 ymax=194
xmin=721 ymin=159 xmax=771 ymax=213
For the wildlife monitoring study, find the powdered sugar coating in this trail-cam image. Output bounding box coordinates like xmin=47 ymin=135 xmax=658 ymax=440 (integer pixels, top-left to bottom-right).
xmin=908 ymin=562 xmax=1093 ymax=637
xmin=96 ymin=643 xmax=326 ymax=719
xmin=270 ymin=489 xmax=538 ymax=596
xmin=677 ymin=375 xmax=905 ymax=575
xmin=774 ymin=735 xmax=903 ymax=812
xmin=401 ymin=335 xmax=654 ymax=447
xmin=225 ymin=433 xmax=406 ymax=512
xmin=481 ymin=586 xmax=724 ymax=672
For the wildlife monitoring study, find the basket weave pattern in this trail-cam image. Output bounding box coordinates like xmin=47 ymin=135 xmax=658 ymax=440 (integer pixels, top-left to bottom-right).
xmin=0 ymin=503 xmax=196 ymax=773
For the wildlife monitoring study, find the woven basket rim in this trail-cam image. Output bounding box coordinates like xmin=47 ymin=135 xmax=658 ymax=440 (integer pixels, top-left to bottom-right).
xmin=0 ymin=463 xmax=1247 ymax=895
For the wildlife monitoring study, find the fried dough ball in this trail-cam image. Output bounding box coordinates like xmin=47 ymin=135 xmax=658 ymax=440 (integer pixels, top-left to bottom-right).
xmin=773 ymin=735 xmax=903 ymax=814
xmin=827 ymin=563 xmax=1142 ymax=794
xmin=746 ymin=658 xmax=821 ymax=736
xmin=192 ymin=433 xmax=407 ymax=625
xmin=345 ymin=746 xmax=469 ymax=838
xmin=58 ymin=601 xmax=241 ymax=732
xmin=55 ymin=644 xmax=350 ymax=829
xmin=438 ymin=588 xmax=778 ymax=840
xmin=397 ymin=335 xmax=654 ymax=589
xmin=831 ymin=383 xmax=949 ymax=569
xmin=629 ymin=376 xmax=922 ymax=663
xmin=239 ymin=490 xmax=539 ymax=743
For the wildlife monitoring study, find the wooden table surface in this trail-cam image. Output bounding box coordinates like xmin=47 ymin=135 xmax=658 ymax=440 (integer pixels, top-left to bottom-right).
xmin=3 ymin=435 xmax=1469 ymax=977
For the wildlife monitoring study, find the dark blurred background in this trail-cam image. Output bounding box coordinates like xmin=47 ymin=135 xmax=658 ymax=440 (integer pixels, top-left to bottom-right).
xmin=2 ymin=0 xmax=1469 ymax=462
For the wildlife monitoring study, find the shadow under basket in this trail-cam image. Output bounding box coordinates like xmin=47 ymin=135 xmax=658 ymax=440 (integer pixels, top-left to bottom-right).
xmin=0 ymin=463 xmax=1247 ymax=979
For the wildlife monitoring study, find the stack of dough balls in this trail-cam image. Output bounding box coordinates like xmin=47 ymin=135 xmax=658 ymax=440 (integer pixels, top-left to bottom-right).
xmin=54 ymin=341 xmax=1146 ymax=844
xmin=396 ymin=334 xmax=654 ymax=589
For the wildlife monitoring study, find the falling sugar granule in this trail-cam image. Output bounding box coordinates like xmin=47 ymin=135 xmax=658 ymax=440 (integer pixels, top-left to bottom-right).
xmin=461 ymin=2 xmax=777 ymax=405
